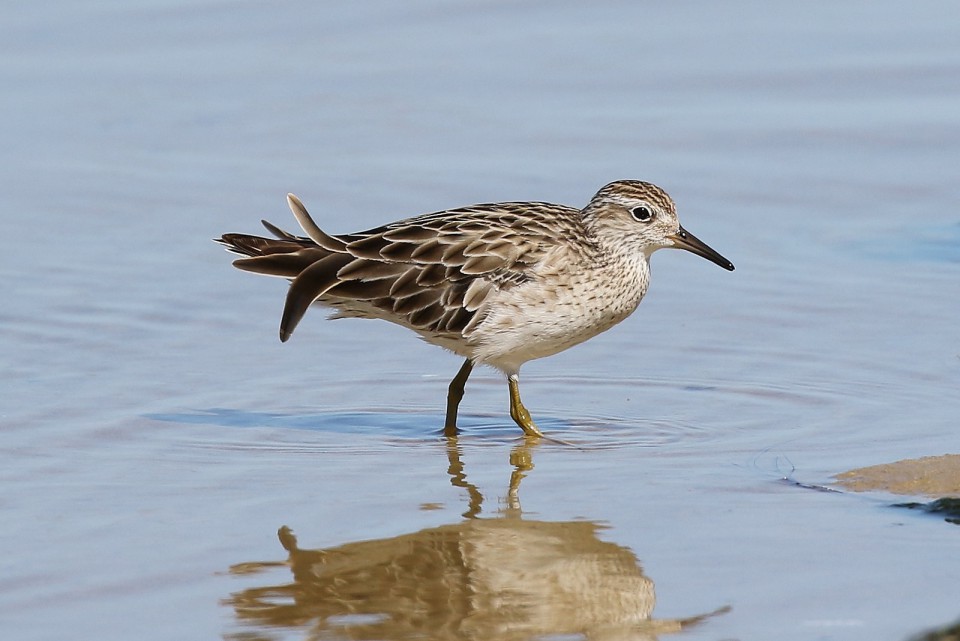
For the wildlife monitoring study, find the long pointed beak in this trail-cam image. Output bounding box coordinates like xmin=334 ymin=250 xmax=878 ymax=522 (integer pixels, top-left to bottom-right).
xmin=669 ymin=225 xmax=735 ymax=271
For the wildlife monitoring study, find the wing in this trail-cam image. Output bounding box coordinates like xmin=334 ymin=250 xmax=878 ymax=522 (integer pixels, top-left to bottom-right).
xmin=330 ymin=200 xmax=585 ymax=336
xmin=219 ymin=196 xmax=585 ymax=342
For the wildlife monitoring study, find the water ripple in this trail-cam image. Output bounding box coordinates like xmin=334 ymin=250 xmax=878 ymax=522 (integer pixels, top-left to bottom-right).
xmin=149 ymin=404 xmax=722 ymax=454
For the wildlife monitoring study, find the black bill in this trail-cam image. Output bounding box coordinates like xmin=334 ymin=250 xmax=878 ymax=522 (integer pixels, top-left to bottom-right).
xmin=669 ymin=225 xmax=735 ymax=271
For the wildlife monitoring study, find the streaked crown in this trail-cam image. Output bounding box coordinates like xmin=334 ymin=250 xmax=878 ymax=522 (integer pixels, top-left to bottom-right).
xmin=590 ymin=180 xmax=676 ymax=215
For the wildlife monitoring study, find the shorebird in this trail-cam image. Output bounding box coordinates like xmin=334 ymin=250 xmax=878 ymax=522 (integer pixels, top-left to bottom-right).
xmin=217 ymin=180 xmax=734 ymax=438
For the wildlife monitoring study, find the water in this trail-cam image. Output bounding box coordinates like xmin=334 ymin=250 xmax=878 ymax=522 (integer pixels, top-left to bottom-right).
xmin=2 ymin=1 xmax=959 ymax=640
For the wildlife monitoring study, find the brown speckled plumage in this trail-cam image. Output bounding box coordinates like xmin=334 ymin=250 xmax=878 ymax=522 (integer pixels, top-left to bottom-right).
xmin=217 ymin=180 xmax=734 ymax=437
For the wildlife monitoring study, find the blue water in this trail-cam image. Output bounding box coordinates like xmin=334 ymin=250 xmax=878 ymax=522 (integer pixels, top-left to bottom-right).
xmin=2 ymin=2 xmax=959 ymax=640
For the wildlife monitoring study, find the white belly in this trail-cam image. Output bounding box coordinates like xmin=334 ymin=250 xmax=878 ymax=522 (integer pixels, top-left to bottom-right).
xmin=465 ymin=259 xmax=650 ymax=373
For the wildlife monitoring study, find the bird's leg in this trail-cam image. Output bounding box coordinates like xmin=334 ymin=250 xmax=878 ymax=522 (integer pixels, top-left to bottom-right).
xmin=507 ymin=373 xmax=544 ymax=438
xmin=444 ymin=358 xmax=474 ymax=436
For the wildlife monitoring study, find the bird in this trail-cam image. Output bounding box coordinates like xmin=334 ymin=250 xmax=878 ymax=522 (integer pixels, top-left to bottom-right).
xmin=216 ymin=180 xmax=734 ymax=438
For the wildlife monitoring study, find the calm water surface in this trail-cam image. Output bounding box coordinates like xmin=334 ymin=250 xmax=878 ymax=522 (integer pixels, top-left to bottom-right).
xmin=2 ymin=1 xmax=959 ymax=640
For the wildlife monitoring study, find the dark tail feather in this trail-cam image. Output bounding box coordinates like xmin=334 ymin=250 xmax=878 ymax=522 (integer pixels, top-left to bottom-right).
xmin=217 ymin=232 xmax=308 ymax=257
xmin=218 ymin=194 xmax=355 ymax=341
xmin=261 ymin=219 xmax=299 ymax=240
xmin=286 ymin=194 xmax=346 ymax=252
xmin=218 ymin=229 xmax=331 ymax=277
xmin=233 ymin=248 xmax=329 ymax=277
xmin=279 ymin=253 xmax=352 ymax=341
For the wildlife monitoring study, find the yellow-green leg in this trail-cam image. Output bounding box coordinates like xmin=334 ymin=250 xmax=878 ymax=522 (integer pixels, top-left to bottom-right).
xmin=508 ymin=374 xmax=544 ymax=438
xmin=444 ymin=358 xmax=473 ymax=436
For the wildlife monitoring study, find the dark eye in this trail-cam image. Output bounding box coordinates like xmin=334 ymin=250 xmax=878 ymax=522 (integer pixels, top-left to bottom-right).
xmin=631 ymin=205 xmax=654 ymax=222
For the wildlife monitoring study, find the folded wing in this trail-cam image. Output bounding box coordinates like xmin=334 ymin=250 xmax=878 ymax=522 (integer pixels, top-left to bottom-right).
xmin=217 ymin=196 xmax=580 ymax=341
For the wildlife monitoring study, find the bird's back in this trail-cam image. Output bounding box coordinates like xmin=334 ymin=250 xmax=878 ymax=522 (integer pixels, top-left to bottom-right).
xmin=217 ymin=197 xmax=591 ymax=347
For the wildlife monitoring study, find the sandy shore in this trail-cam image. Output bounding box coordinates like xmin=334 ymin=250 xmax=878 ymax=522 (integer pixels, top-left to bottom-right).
xmin=834 ymin=454 xmax=960 ymax=497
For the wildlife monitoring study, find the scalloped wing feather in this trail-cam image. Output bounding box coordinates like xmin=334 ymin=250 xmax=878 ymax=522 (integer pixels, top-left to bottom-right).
xmin=220 ymin=198 xmax=586 ymax=341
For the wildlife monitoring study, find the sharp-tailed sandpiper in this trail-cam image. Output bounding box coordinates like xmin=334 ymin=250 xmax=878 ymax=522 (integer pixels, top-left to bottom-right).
xmin=217 ymin=180 xmax=734 ymax=438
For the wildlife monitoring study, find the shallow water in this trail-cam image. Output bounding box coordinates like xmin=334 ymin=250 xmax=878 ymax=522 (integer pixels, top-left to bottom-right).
xmin=3 ymin=1 xmax=959 ymax=640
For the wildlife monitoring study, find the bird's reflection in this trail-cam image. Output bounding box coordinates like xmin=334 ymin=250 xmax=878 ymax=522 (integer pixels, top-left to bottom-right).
xmin=224 ymin=437 xmax=727 ymax=640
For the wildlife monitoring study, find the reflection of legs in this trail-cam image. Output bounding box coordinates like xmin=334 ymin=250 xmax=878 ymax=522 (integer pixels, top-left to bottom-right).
xmin=508 ymin=373 xmax=544 ymax=438
xmin=444 ymin=358 xmax=473 ymax=436
xmin=444 ymin=435 xmax=483 ymax=518
xmin=507 ymin=442 xmax=535 ymax=512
